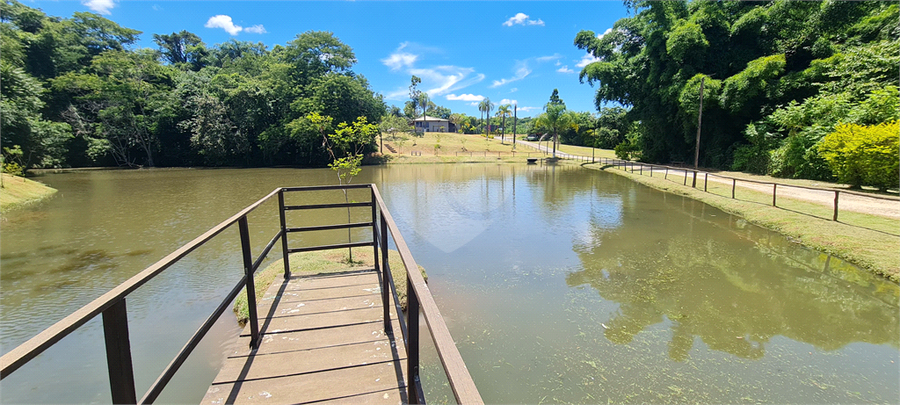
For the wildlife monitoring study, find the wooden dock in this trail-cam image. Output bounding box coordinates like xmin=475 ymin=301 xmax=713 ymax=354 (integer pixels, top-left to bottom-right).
xmin=202 ymin=269 xmax=409 ymax=405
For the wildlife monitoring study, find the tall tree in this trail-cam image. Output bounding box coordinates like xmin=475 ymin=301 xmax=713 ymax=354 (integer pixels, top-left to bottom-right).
xmin=497 ymin=104 xmax=512 ymax=143
xmin=153 ymin=30 xmax=208 ymax=71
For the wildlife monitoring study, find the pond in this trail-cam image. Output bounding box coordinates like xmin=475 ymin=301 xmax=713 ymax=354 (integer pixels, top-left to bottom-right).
xmin=1 ymin=164 xmax=897 ymax=403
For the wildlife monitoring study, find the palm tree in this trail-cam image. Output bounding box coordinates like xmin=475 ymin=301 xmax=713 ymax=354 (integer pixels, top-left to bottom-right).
xmin=497 ymin=104 xmax=511 ymax=143
xmin=533 ymin=103 xmax=569 ymax=158
xmin=484 ymin=98 xmax=494 ymax=135
xmin=477 ymin=99 xmax=488 ymax=134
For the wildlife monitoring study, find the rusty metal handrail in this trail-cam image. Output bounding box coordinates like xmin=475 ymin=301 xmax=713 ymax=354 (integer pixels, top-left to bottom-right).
xmin=0 ymin=184 xmax=482 ymax=405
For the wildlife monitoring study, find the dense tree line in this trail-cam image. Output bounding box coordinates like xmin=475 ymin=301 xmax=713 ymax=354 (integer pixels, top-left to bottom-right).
xmin=575 ymin=1 xmax=898 ymax=184
xmin=1 ymin=0 xmax=385 ymax=170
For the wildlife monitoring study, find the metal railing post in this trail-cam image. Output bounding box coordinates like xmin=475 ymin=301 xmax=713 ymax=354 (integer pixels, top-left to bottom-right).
xmin=704 ymin=173 xmax=708 ymax=192
xmin=772 ymin=184 xmax=777 ymax=206
xmin=239 ymin=216 xmax=260 ymax=349
xmin=692 ymin=170 xmax=697 ymax=188
xmin=833 ymin=191 xmax=840 ymax=221
xmin=732 ymin=179 xmax=736 ymax=198
xmin=407 ymin=282 xmax=421 ymax=404
xmin=380 ymin=215 xmax=390 ymax=331
xmin=278 ymin=189 xmax=290 ymax=278
xmin=102 ymin=299 xmax=137 ymax=405
xmin=684 ymin=170 xmax=688 ymax=186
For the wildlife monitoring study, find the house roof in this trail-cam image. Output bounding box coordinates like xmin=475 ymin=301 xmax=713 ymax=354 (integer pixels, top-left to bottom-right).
xmin=411 ymin=115 xmax=449 ymax=122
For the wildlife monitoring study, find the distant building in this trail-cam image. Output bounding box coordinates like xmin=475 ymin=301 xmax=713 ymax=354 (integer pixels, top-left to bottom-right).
xmin=412 ymin=115 xmax=452 ymax=133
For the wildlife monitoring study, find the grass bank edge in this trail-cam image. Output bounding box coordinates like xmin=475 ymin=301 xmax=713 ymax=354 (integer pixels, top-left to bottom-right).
xmin=0 ymin=173 xmax=57 ymax=214
xmin=233 ymin=249 xmax=427 ymax=325
xmin=583 ymin=162 xmax=899 ymax=283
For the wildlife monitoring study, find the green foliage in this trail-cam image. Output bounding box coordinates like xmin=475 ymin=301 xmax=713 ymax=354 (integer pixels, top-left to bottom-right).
xmin=731 ymin=123 xmax=774 ymax=174
xmin=614 ymin=141 xmax=639 ymax=161
xmin=819 ymin=121 xmax=899 ymax=190
xmin=1 ymin=146 xmax=25 ymax=176
xmin=576 ymin=1 xmax=896 ymax=173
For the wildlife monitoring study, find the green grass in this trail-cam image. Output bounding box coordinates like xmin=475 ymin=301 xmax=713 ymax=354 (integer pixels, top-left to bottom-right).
xmin=379 ymin=131 xmax=547 ymax=163
xmin=586 ymin=162 xmax=899 ymax=282
xmin=233 ymin=248 xmax=427 ymax=324
xmin=0 ymin=173 xmax=57 ymax=213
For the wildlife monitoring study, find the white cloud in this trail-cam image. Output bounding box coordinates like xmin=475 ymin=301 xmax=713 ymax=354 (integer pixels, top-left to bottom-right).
xmin=500 ymin=99 xmax=517 ymax=105
xmin=152 ymin=4 xmax=162 ymax=11
xmin=83 ymin=0 xmax=116 ymax=14
xmin=205 ymin=15 xmax=243 ymax=36
xmin=557 ymin=65 xmax=574 ymax=74
xmin=510 ymin=88 xmax=518 ymax=93
xmin=491 ymin=63 xmax=531 ymax=88
xmin=447 ymin=94 xmax=484 ymax=102
xmin=411 ymin=66 xmax=485 ymax=96
xmin=468 ymin=102 xmax=480 ymax=107
xmin=597 ymin=28 xmax=613 ymax=39
xmin=536 ymin=53 xmax=563 ymax=63
xmin=503 ymin=13 xmax=544 ymax=27
xmin=382 ymin=42 xmax=419 ymax=71
xmin=517 ymin=106 xmax=540 ymax=112
xmin=244 ymin=25 xmax=267 ymax=34
xmin=575 ymin=53 xmax=601 ymax=68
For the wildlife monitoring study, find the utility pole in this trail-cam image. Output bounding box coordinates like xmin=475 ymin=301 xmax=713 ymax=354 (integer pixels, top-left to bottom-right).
xmin=694 ymin=77 xmax=704 ymax=169
xmin=513 ymin=104 xmax=517 ymax=150
xmin=692 ymin=76 xmax=704 ymax=188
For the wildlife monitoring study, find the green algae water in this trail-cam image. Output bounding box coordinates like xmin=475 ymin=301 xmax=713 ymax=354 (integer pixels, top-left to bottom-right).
xmin=1 ymin=165 xmax=897 ymax=403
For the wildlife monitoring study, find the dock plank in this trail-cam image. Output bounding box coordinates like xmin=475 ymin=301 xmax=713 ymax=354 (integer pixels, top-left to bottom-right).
xmin=202 ymin=269 xmax=408 ymax=405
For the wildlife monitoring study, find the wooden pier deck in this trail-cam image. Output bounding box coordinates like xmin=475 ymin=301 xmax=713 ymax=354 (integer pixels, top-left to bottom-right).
xmin=202 ymin=269 xmax=408 ymax=405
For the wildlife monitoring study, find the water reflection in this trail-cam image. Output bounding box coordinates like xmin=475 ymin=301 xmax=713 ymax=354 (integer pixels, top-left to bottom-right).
xmin=567 ymin=195 xmax=900 ymax=361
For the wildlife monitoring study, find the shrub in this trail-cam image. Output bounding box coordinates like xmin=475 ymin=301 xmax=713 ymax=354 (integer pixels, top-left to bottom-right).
xmin=818 ymin=121 xmax=899 ymax=190
xmin=614 ymin=141 xmax=640 ymax=160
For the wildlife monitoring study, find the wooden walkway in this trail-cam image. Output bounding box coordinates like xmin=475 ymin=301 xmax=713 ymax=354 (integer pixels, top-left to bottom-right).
xmin=202 ymin=269 xmax=409 ymax=405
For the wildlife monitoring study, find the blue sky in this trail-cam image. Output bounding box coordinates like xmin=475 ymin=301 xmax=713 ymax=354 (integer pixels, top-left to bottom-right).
xmin=30 ymin=1 xmax=629 ymax=117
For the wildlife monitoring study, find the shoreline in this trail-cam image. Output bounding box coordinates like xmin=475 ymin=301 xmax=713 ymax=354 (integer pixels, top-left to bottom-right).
xmin=0 ymin=174 xmax=58 ymax=214
xmin=575 ymin=160 xmax=899 ymax=283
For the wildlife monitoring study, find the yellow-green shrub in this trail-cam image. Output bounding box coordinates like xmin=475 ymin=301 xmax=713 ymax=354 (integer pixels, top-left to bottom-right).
xmin=818 ymin=121 xmax=899 ymax=190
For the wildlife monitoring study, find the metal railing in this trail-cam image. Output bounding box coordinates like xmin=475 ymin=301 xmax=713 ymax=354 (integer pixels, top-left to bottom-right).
xmin=0 ymin=184 xmax=483 ymax=405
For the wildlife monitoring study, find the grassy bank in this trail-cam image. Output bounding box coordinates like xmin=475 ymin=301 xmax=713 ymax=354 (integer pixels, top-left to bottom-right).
xmin=582 ymin=161 xmax=899 ymax=282
xmin=379 ymin=131 xmax=541 ymax=164
xmin=0 ymin=173 xmax=57 ymax=213
xmin=233 ymin=248 xmax=427 ymax=324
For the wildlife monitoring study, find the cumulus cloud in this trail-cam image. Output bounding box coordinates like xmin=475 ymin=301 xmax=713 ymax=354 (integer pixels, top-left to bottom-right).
xmin=557 ymin=65 xmax=574 ymax=74
xmin=83 ymin=0 xmax=116 ymax=15
xmin=597 ymin=28 xmax=613 ymax=39
xmin=491 ymin=63 xmax=531 ymax=88
xmin=205 ymin=15 xmax=242 ymax=35
xmin=447 ymin=94 xmax=485 ymax=102
xmin=500 ymin=99 xmax=517 ymax=105
xmin=382 ymin=42 xmax=419 ymax=71
xmin=244 ymin=25 xmax=267 ymax=34
xmin=468 ymin=102 xmax=481 ymax=107
xmin=517 ymin=106 xmax=540 ymax=113
xmin=575 ymin=53 xmax=601 ymax=68
xmin=503 ymin=13 xmax=544 ymax=27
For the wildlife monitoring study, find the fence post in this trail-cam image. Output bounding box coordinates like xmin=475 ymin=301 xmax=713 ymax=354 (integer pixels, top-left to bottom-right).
xmin=278 ymin=189 xmax=290 ymax=278
xmin=665 ymin=167 xmax=668 ymax=180
xmin=772 ymin=184 xmax=777 ymax=206
xmin=102 ymin=299 xmax=137 ymax=405
xmin=239 ymin=216 xmax=260 ymax=349
xmin=691 ymin=171 xmax=697 ymax=188
xmin=833 ymin=191 xmax=840 ymax=221
xmin=407 ymin=283 xmax=420 ymax=403
xmin=639 ymin=165 xmax=643 ymax=175
xmin=732 ymin=179 xmax=736 ymax=198
xmin=683 ymin=171 xmax=688 ymax=186
xmin=704 ymin=173 xmax=708 ymax=192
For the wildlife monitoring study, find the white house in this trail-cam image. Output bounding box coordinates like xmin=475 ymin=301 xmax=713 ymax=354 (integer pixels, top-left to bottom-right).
xmin=411 ymin=115 xmax=451 ymax=133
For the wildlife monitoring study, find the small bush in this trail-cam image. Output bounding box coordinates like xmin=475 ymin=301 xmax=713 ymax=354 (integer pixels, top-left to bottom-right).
xmin=819 ymin=121 xmax=899 ymax=190
xmin=614 ymin=141 xmax=640 ymax=160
